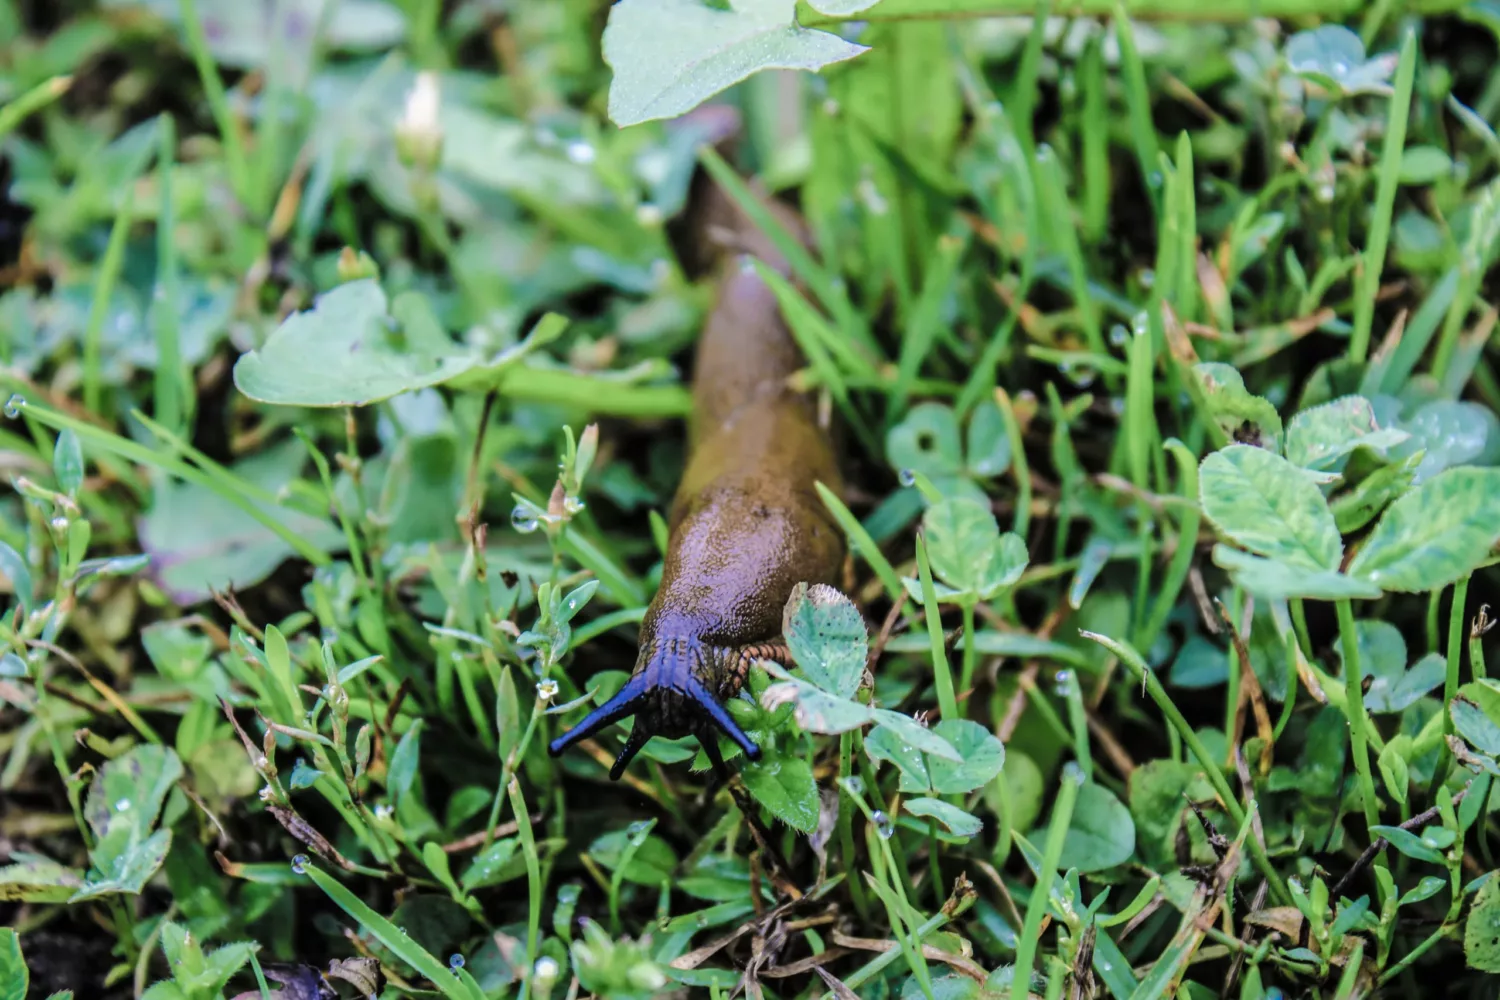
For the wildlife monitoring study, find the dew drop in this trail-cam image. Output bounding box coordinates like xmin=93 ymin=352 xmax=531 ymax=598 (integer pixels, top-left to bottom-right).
xmin=321 ymin=627 xmax=338 ymax=644
xmin=49 ymin=516 xmax=69 ymax=535
xmin=114 ymin=798 xmax=132 ymax=812
xmin=565 ymin=140 xmax=596 ymax=165
xmin=898 ymin=468 xmax=917 ymax=487
xmin=511 ymin=505 xmax=541 ymax=533
xmin=1138 ymin=268 xmax=1156 ymax=290
xmin=1062 ymin=761 xmax=1086 ymax=785
xmin=1108 ymin=324 xmax=1130 ymax=347
xmin=449 ymin=953 xmax=466 ymax=971
xmin=3 ymin=394 xmax=24 ymax=419
xmin=844 ymin=775 xmax=865 ymax=796
xmin=1055 ymin=670 xmax=1075 ymax=697
xmin=291 ymin=854 xmax=309 ymax=874
xmin=873 ymin=810 xmax=895 ymax=839
xmin=626 ymin=819 xmax=652 ymax=844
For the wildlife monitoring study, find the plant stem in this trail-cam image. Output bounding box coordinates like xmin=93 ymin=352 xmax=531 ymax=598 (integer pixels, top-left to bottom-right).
xmin=1336 ymin=599 xmax=1382 ymax=842
xmin=1010 ymin=770 xmax=1081 ymax=1000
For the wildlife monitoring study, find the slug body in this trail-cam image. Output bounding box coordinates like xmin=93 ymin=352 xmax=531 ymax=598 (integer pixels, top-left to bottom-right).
xmin=548 ymin=182 xmax=844 ymax=779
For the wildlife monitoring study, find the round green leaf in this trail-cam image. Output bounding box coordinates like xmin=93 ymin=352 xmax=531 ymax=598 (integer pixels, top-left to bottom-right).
xmin=740 ymin=754 xmax=819 ymax=833
xmin=1348 ymin=467 xmax=1500 ymax=592
xmin=904 ymin=797 xmax=982 ymax=839
xmin=1199 ymin=445 xmax=1342 ymax=570
xmin=923 ymin=498 xmax=1029 ymax=599
xmin=887 ymin=402 xmax=965 ymax=480
xmin=1464 ymin=874 xmax=1500 ymax=972
xmin=1056 ymin=781 xmax=1135 ymax=873
xmin=602 ymin=0 xmax=868 ymax=127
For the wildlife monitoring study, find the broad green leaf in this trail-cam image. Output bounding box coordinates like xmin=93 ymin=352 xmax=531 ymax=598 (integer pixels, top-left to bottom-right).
xmin=1284 ymin=395 xmax=1408 ymax=471
xmin=921 ymin=498 xmax=1028 ymax=599
xmin=1199 ymin=445 xmax=1341 ymax=570
xmin=1285 ymin=24 xmax=1392 ymax=95
xmin=887 ymin=402 xmax=968 ymax=491
xmin=235 ymin=281 xmax=470 ymax=406
xmin=0 ymin=853 xmax=84 ymax=903
xmin=1335 ymin=620 xmax=1445 ymax=715
xmin=53 ymin=427 xmax=83 ymax=495
xmin=1348 ymin=467 xmax=1500 ymax=591
xmin=602 ymin=0 xmax=867 ymax=128
xmin=586 ymin=828 xmax=678 ymax=885
xmin=460 ymin=838 xmax=520 ymax=892
xmin=139 ymin=438 xmax=345 ymax=603
xmin=1195 ymin=363 xmax=1283 ymax=452
xmin=1390 ymin=400 xmax=1500 ymax=483
xmin=1371 ymin=825 xmax=1445 ymax=864
xmin=760 ymin=670 xmax=961 ymax=760
xmin=1452 ymin=680 xmax=1500 ymax=756
xmin=0 ymin=541 xmax=32 ymax=614
xmin=0 ymin=928 xmax=25 ymax=1000
xmin=965 ymin=398 xmax=1012 ymax=477
xmin=1470 ymin=875 xmax=1500 ymax=971
xmin=740 ymin=755 xmax=819 ymax=833
xmin=782 ymin=582 xmax=867 ymax=699
xmin=1129 ymin=760 xmax=1216 ymax=870
xmin=387 ymin=719 xmax=423 ymax=804
xmin=904 ymin=797 xmax=983 ymax=839
xmin=1056 ymin=781 xmax=1135 ymax=873
xmin=1211 ymin=547 xmax=1380 ymax=601
xmin=866 ymin=719 xmax=1002 ymax=793
xmin=1332 ymin=452 xmax=1421 ymax=534
xmin=74 ymin=744 xmax=182 ymax=900
xmin=1399 ymin=145 xmax=1455 ymax=185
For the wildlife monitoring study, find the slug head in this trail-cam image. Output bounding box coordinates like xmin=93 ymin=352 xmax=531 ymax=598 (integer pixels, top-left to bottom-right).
xmin=547 ymin=640 xmax=761 ymax=780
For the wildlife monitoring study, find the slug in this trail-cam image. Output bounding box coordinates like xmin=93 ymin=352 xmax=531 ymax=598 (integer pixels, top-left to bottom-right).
xmin=548 ymin=175 xmax=845 ymax=780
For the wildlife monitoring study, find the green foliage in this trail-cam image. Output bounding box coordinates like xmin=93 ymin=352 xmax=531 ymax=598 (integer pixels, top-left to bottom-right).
xmin=6 ymin=0 xmax=1500 ymax=997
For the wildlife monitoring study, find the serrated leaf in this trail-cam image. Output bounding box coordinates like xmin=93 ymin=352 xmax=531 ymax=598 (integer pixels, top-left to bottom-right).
xmin=602 ymin=0 xmax=867 ymax=127
xmin=1200 ymin=445 xmax=1342 ymax=570
xmin=904 ymin=797 xmax=982 ymax=839
xmin=740 ymin=754 xmax=819 ymax=833
xmin=1348 ymin=467 xmax=1500 ymax=591
xmin=782 ymin=582 xmax=866 ymax=699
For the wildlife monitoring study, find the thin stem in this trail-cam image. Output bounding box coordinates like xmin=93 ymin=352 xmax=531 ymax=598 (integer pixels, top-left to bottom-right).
xmin=1010 ymin=771 xmax=1081 ymax=1000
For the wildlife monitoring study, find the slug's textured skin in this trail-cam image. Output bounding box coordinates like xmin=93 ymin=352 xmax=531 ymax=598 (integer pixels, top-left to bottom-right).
xmin=548 ymin=181 xmax=844 ymax=779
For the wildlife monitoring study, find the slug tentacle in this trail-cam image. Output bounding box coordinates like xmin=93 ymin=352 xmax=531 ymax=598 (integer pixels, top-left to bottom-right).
xmin=609 ymin=723 xmax=653 ymax=781
xmin=686 ymin=675 xmax=761 ymax=762
xmin=546 ymin=673 xmax=648 ymax=758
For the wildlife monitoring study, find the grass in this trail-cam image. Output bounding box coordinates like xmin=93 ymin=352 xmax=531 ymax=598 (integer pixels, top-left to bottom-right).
xmin=2 ymin=2 xmax=1500 ymax=999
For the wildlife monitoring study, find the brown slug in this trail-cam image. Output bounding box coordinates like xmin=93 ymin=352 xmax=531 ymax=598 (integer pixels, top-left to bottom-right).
xmin=548 ymin=175 xmax=845 ymax=780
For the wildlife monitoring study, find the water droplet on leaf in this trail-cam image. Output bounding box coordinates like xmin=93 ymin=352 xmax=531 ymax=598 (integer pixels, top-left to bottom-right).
xmin=511 ymin=505 xmax=540 ymax=533
xmin=291 ymin=854 xmax=309 ymax=874
xmin=873 ymin=810 xmax=895 ymax=839
xmin=3 ymin=394 xmax=24 ymax=419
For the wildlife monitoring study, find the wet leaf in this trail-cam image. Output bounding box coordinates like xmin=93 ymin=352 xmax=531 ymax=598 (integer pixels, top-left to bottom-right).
xmin=919 ymin=497 xmax=1028 ymax=600
xmin=1056 ymin=781 xmax=1135 ymax=873
xmin=782 ymin=582 xmax=867 ymax=699
xmin=1200 ymin=445 xmax=1342 ymax=570
xmin=865 ymin=719 xmax=1002 ymax=793
xmin=75 ymin=744 xmax=182 ymax=900
xmin=602 ymin=0 xmax=867 ymax=127
xmin=1285 ymin=24 xmax=1393 ymax=95
xmin=1284 ymin=395 xmax=1408 ymax=472
xmin=139 ymin=438 xmax=344 ymax=603
xmin=965 ymin=398 xmax=1012 ymax=478
xmin=904 ymin=797 xmax=982 ymax=839
xmin=1391 ymin=400 xmax=1500 ymax=483
xmin=587 ymin=827 xmax=678 ymax=885
xmin=740 ymin=754 xmax=819 ymax=833
xmin=1348 ymin=467 xmax=1500 ymax=592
